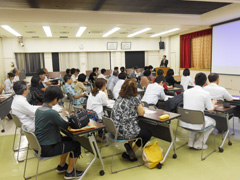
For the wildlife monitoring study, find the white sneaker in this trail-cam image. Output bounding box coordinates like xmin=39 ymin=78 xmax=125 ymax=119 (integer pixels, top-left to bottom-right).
xmin=193 ymin=143 xmax=208 ymax=150
xmin=188 ymin=141 xmax=194 ymax=148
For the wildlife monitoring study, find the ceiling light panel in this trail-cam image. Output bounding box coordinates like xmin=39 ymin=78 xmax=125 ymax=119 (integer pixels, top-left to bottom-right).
xmin=127 ymin=28 xmax=151 ymax=37
xmin=76 ymin=26 xmax=86 ymax=37
xmin=1 ymin=25 xmax=22 ymax=37
xmin=43 ymin=26 xmax=52 ymax=37
xmin=102 ymin=27 xmax=120 ymax=37
xmin=151 ymin=28 xmax=180 ymax=37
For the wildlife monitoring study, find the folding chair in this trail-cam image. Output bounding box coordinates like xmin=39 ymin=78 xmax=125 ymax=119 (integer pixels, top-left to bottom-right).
xmin=175 ymin=107 xmax=216 ymax=160
xmin=22 ymin=128 xmax=76 ymax=180
xmin=102 ymin=116 xmax=143 ymax=174
xmin=11 ymin=113 xmax=26 ymax=162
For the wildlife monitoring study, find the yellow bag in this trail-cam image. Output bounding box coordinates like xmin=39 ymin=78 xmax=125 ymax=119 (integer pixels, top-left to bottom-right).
xmin=142 ymin=141 xmax=163 ymax=169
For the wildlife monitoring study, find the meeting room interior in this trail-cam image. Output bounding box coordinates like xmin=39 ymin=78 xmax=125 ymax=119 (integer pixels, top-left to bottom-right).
xmin=0 ymin=0 xmax=240 ymax=180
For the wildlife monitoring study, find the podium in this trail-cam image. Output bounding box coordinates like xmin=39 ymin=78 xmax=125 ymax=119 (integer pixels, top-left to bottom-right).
xmin=156 ymin=67 xmax=170 ymax=76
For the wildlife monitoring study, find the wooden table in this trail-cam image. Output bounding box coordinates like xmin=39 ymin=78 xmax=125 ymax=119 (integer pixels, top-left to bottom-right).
xmin=138 ymin=108 xmax=181 ymax=169
xmin=59 ymin=106 xmax=105 ymax=179
xmin=205 ymin=103 xmax=236 ymax=152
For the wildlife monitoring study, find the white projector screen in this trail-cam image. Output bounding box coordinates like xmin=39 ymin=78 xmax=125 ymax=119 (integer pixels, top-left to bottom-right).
xmin=211 ymin=19 xmax=240 ymax=75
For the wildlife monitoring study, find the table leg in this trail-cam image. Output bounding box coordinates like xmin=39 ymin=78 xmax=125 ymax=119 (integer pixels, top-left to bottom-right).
xmin=77 ymin=133 xmax=105 ymax=180
xmin=219 ymin=113 xmax=231 ymax=152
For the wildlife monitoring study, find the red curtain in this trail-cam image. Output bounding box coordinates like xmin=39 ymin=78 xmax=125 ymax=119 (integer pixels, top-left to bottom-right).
xmin=180 ymin=29 xmax=212 ymax=68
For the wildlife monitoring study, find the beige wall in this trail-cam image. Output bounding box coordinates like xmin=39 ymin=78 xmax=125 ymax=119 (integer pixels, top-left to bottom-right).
xmin=0 ymin=38 xmax=6 ymax=84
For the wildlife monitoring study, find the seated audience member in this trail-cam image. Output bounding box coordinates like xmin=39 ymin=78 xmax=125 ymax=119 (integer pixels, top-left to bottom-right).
xmin=89 ymin=67 xmax=98 ymax=84
xmin=70 ymin=68 xmax=78 ymax=86
xmin=148 ymin=65 xmax=154 ymax=81
xmin=4 ymin=73 xmax=15 ymax=93
xmin=11 ymin=81 xmax=39 ymax=132
xmin=181 ymin=73 xmax=217 ymax=150
xmin=111 ymin=79 xmax=152 ymax=161
xmin=204 ymin=73 xmax=233 ymax=101
xmin=154 ymin=69 xmax=172 ymax=90
xmin=0 ymin=84 xmax=5 ymax=94
xmin=35 ymin=86 xmax=83 ymax=179
xmin=12 ymin=68 xmax=19 ymax=83
xmin=112 ymin=66 xmax=119 ymax=75
xmin=98 ymin=69 xmax=107 ymax=80
xmin=140 ymin=66 xmax=149 ymax=77
xmin=180 ymin=68 xmax=195 ymax=91
xmin=42 ymin=68 xmax=52 ymax=87
xmin=87 ymin=78 xmax=109 ymax=119
xmin=140 ymin=70 xmax=151 ymax=88
xmin=76 ymin=68 xmax=80 ymax=76
xmin=141 ymin=76 xmax=166 ymax=105
xmin=107 ymin=71 xmax=119 ymax=92
xmin=74 ymin=74 xmax=87 ymax=94
xmin=64 ymin=75 xmax=86 ymax=106
xmin=130 ymin=66 xmax=139 ymax=79
xmin=38 ymin=71 xmax=47 ymax=91
xmin=113 ymin=73 xmax=127 ymax=99
xmin=29 ymin=76 xmax=44 ymax=105
xmin=165 ymin=69 xmax=180 ymax=86
xmin=120 ymin=67 xmax=125 ymax=74
xmin=66 ymin=69 xmax=71 ymax=75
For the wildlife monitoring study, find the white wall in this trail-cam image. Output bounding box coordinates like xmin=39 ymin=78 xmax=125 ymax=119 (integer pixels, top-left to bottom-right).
xmin=1 ymin=37 xmax=170 ymax=73
xmin=169 ymin=35 xmax=180 ymax=75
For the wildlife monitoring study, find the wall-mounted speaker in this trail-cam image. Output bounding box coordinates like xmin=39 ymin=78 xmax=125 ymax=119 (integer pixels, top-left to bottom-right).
xmin=159 ymin=41 xmax=165 ymax=49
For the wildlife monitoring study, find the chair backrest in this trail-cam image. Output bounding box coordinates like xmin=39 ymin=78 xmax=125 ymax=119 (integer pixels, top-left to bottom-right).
xmin=11 ymin=113 xmax=22 ymax=128
xmin=85 ymin=82 xmax=93 ymax=94
xmin=67 ymin=93 xmax=74 ymax=103
xmin=177 ymin=107 xmax=205 ymax=125
xmin=137 ymin=83 xmax=143 ymax=90
xmin=22 ymin=127 xmax=41 ymax=153
xmin=107 ymin=89 xmax=114 ymax=100
xmin=102 ymin=116 xmax=118 ymax=138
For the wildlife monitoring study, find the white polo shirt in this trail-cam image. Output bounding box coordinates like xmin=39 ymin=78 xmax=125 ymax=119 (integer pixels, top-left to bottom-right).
xmin=11 ymin=95 xmax=39 ymax=132
xmin=4 ymin=78 xmax=14 ymax=93
xmin=141 ymin=83 xmax=166 ymax=105
xmin=13 ymin=75 xmax=20 ymax=83
xmin=43 ymin=76 xmax=49 ymax=88
xmin=112 ymin=79 xmax=125 ymax=99
xmin=97 ymin=74 xmax=107 ymax=80
xmin=181 ymin=85 xmax=214 ymax=130
xmin=204 ymin=83 xmax=233 ymax=101
xmin=180 ymin=76 xmax=195 ymax=91
xmin=86 ymin=90 xmax=108 ymax=119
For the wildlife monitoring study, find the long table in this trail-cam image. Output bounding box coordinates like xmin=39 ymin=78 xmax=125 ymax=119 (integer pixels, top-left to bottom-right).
xmin=138 ymin=108 xmax=181 ymax=168
xmin=59 ymin=107 xmax=105 ymax=179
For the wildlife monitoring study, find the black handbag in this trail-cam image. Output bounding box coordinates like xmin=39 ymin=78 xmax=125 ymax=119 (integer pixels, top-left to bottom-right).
xmin=67 ymin=109 xmax=89 ymax=129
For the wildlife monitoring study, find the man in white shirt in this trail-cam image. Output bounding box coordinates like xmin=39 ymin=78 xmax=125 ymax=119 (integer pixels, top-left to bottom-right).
xmin=107 ymin=71 xmax=119 ymax=92
xmin=181 ymin=73 xmax=217 ymax=150
xmin=141 ymin=76 xmax=166 ymax=105
xmin=97 ymin=69 xmax=107 ymax=80
xmin=204 ymin=73 xmax=233 ymax=101
xmin=11 ymin=81 xmax=39 ymax=132
xmin=113 ymin=73 xmax=127 ymax=99
xmin=12 ymin=68 xmax=20 ymax=83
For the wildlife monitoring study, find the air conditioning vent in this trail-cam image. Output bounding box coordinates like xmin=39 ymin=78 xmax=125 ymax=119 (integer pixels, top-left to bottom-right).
xmin=59 ymin=36 xmax=68 ymax=38
xmin=32 ymin=36 xmax=39 ymax=38
xmin=26 ymin=31 xmax=36 ymax=34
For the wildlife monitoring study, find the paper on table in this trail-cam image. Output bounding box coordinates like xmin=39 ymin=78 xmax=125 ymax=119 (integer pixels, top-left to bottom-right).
xmin=232 ymin=96 xmax=240 ymax=100
xmin=144 ymin=107 xmax=156 ymax=114
xmin=164 ymin=95 xmax=174 ymax=101
xmin=106 ymin=99 xmax=115 ymax=108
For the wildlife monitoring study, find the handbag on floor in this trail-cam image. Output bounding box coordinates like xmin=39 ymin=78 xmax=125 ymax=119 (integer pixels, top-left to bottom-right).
xmin=142 ymin=141 xmax=163 ymax=169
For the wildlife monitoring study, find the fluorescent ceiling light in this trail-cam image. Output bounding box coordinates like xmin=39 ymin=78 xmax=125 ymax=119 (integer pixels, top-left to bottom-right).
xmin=43 ymin=26 xmax=52 ymax=37
xmin=102 ymin=27 xmax=120 ymax=37
xmin=127 ymin=28 xmax=151 ymax=37
xmin=76 ymin=26 xmax=87 ymax=37
xmin=1 ymin=25 xmax=22 ymax=37
xmin=151 ymin=28 xmax=180 ymax=37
